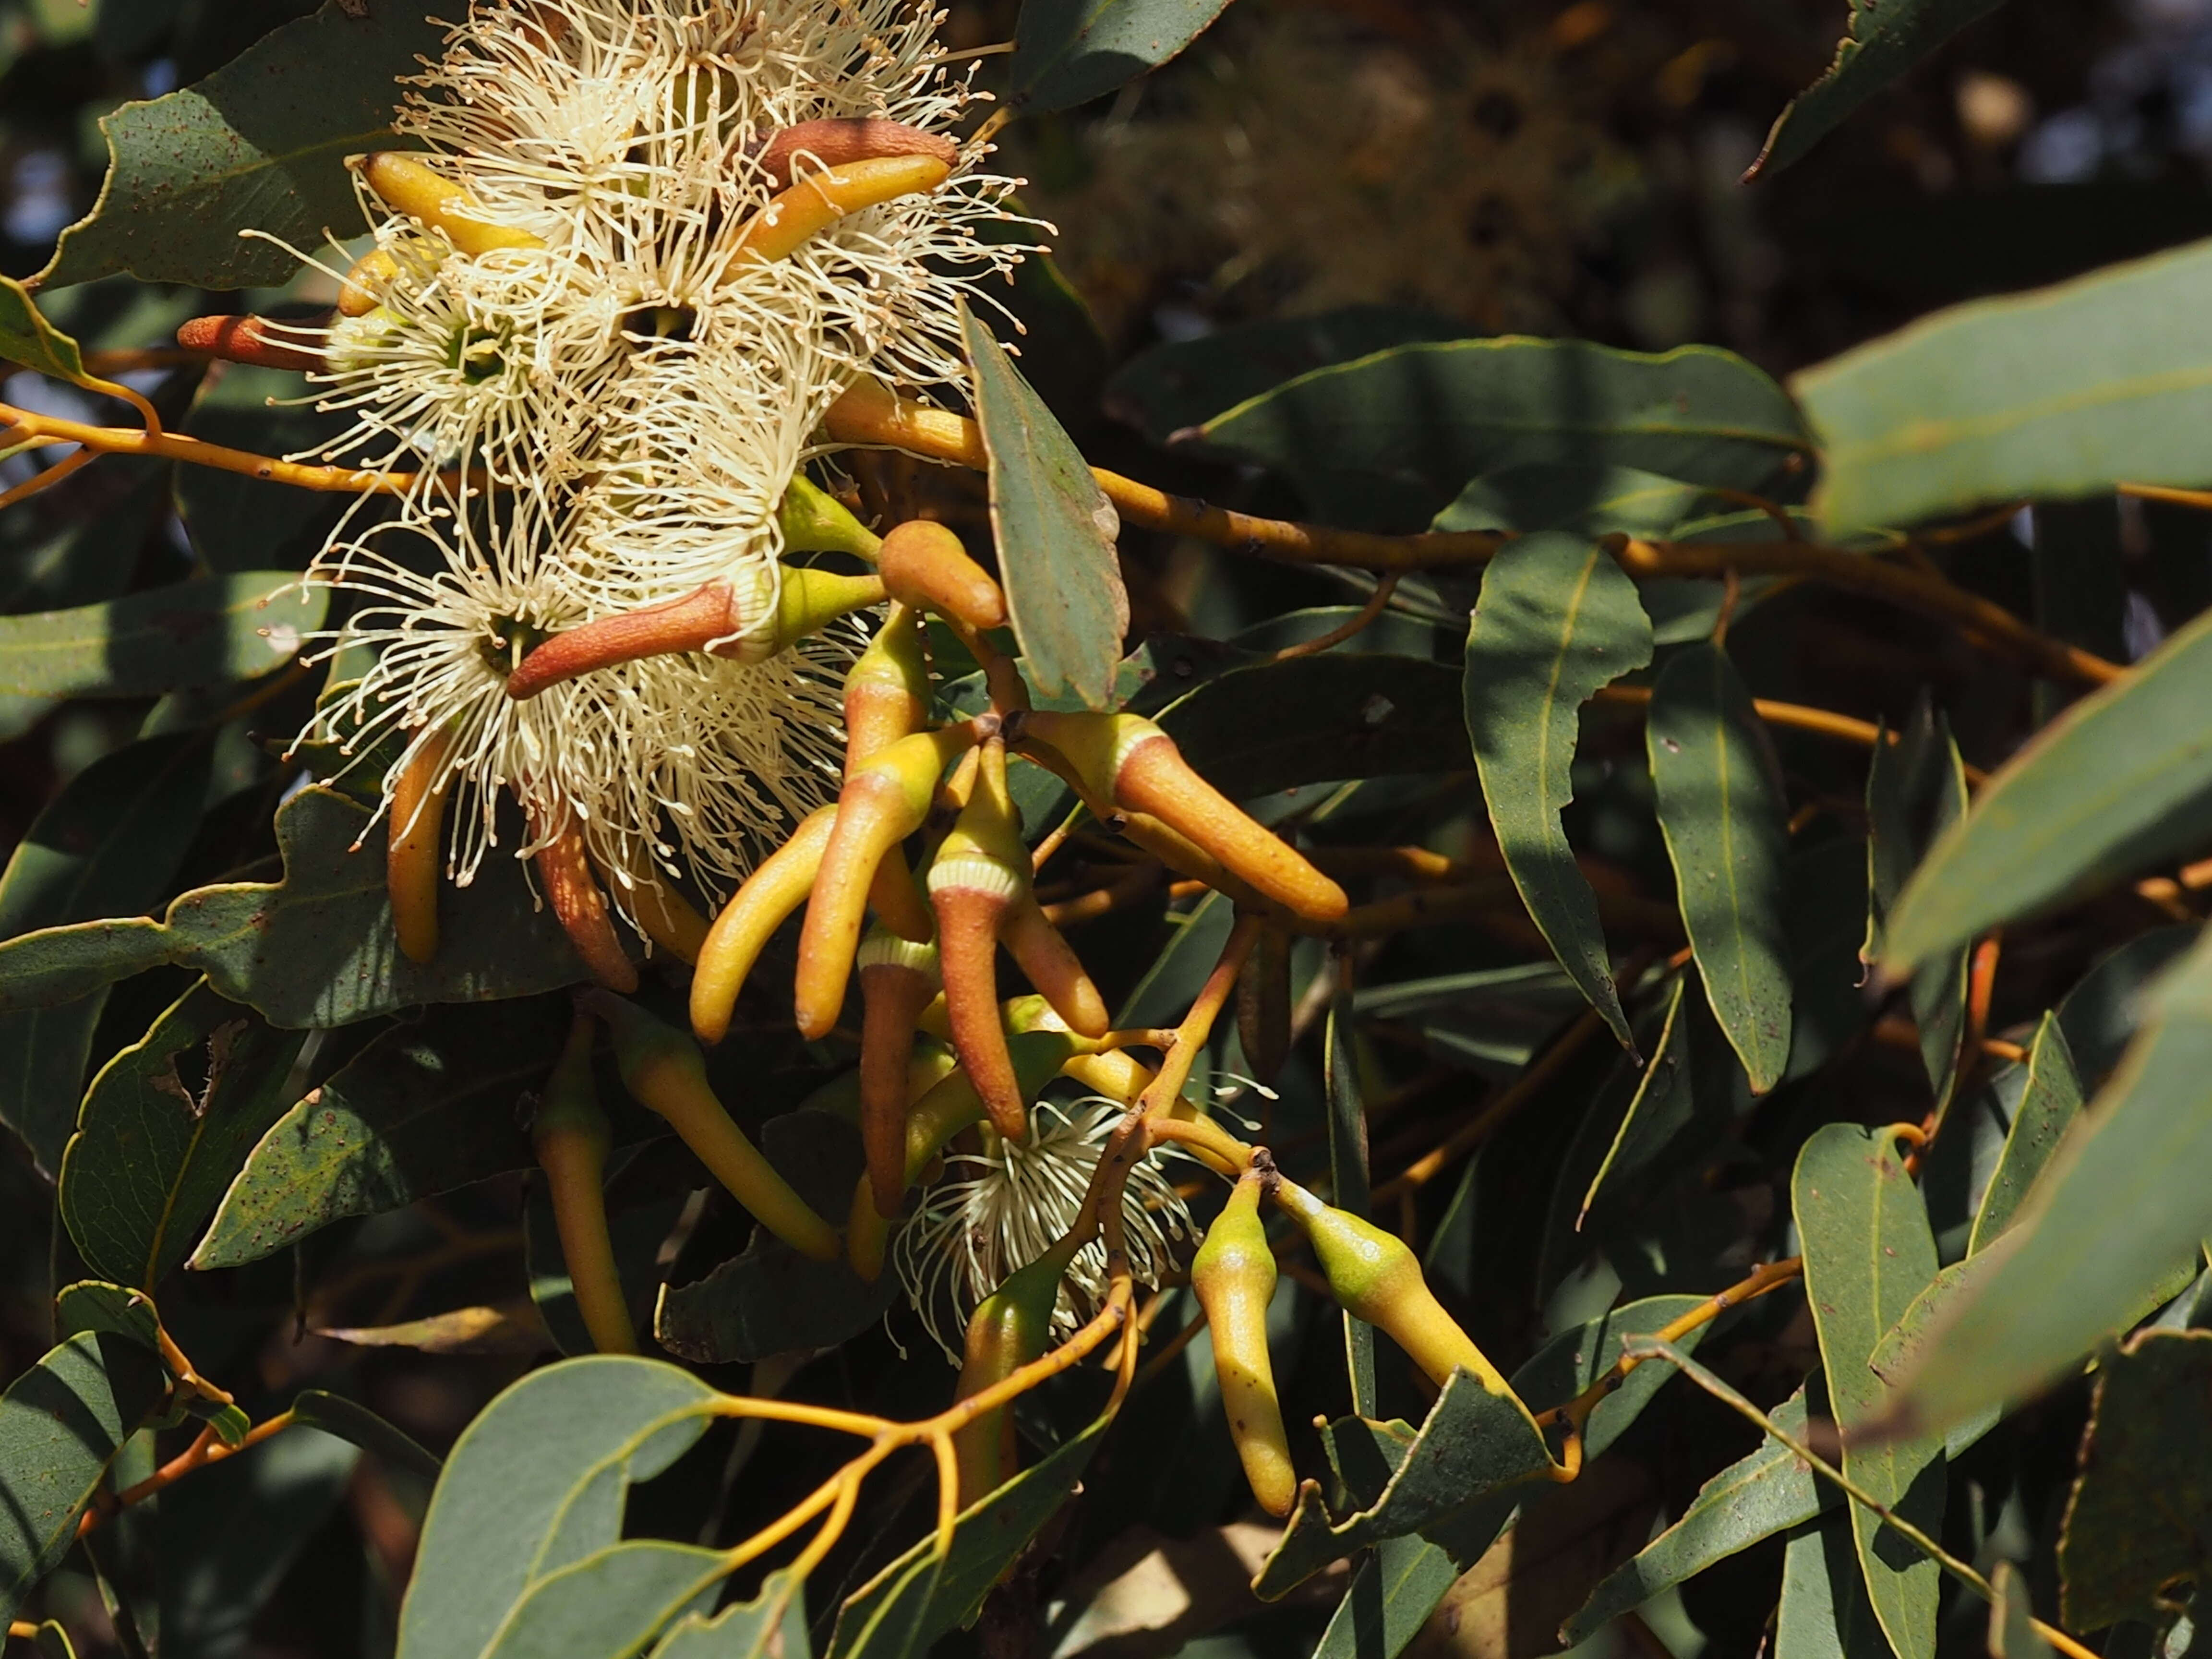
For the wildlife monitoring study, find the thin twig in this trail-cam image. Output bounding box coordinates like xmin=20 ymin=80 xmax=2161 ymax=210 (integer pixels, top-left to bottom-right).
xmin=1270 ymin=574 xmax=1403 ymax=661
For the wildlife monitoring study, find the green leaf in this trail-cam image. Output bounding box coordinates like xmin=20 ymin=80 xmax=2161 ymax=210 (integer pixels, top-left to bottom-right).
xmin=1114 ymin=886 xmax=1236 ymax=1030
xmin=1007 ymin=0 xmax=1233 ymax=112
xmin=1793 ymin=1123 xmax=1945 ymax=1659
xmin=2058 ymin=926 xmax=2197 ymax=1093
xmin=1989 ymin=1561 xmax=2056 ymax=1659
xmin=0 ymin=787 xmax=590 ymax=1027
xmin=828 ymin=1410 xmax=1113 ymax=1659
xmin=480 ymin=1541 xmax=728 ymax=1659
xmin=1648 ymin=643 xmax=1793 ymax=1092
xmin=1882 ymin=604 xmax=2212 ymax=974
xmin=0 ymin=1332 xmax=166 ymax=1621
xmin=53 ymin=1282 xmax=162 ymax=1352
xmin=0 ymin=732 xmax=210 ymax=1173
xmin=157 ymin=1419 xmax=359 ymax=1659
xmin=964 ymin=307 xmax=1128 ymax=709
xmin=649 ymin=1571 xmax=808 ymax=1659
xmin=1775 ymin=1512 xmax=1893 ymax=1659
xmin=1794 ymin=237 xmax=2212 ymax=535
xmin=2056 ymin=1330 xmax=2212 ymax=1632
xmin=1579 ymin=975 xmax=1743 ymax=1222
xmin=1325 ymin=990 xmax=1377 ymax=1412
xmin=0 ymin=571 xmax=320 ymax=699
xmin=36 ymin=0 xmax=448 ymax=291
xmin=1464 ymin=532 xmax=1653 ymax=1050
xmin=1435 ymin=464 xmax=1707 ymax=538
xmin=1563 ymin=1384 xmax=1835 ymax=1643
xmin=1159 ymin=654 xmax=1467 ymax=799
xmin=289 ymin=1390 xmax=442 ymax=1478
xmin=1968 ymin=1013 xmax=2083 ymax=1255
xmin=1865 ymin=701 xmax=1971 ymax=1112
xmin=1201 ymin=338 xmax=1811 ymax=532
xmin=0 ymin=275 xmax=94 ymax=385
xmin=1748 ymin=0 xmax=2010 ymax=180
xmin=1105 ymin=307 xmax=1463 ymax=445
xmin=191 ymin=997 xmax=566 ymax=1269
xmin=175 ymin=366 xmax=355 ymax=573
xmin=1875 ymin=929 xmax=2212 ymax=1441
xmin=61 ymin=981 xmax=307 ymax=1287
xmin=397 ymin=1356 xmax=721 ymax=1659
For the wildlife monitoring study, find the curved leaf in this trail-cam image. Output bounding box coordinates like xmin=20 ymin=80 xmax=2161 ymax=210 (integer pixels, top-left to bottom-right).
xmin=1465 ymin=532 xmax=1653 ymax=1048
xmin=1967 ymin=1013 xmax=2082 ymax=1255
xmin=1008 ymin=0 xmax=1234 ymax=113
xmin=481 ymin=1541 xmax=728 ymax=1659
xmin=0 ymin=572 xmax=321 ymax=699
xmin=0 ymin=276 xmax=93 ymax=385
xmin=1864 ymin=700 xmax=1971 ymax=1113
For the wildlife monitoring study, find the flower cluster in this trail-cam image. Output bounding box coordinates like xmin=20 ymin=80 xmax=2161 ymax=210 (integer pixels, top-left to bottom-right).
xmin=280 ymin=0 xmax=1030 ymax=910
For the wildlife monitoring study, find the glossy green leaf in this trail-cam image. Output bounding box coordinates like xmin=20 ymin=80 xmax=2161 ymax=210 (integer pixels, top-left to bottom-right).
xmin=1968 ymin=1013 xmax=2083 ymax=1254
xmin=1749 ymin=0 xmax=2010 ymax=180
xmin=1464 ymin=532 xmax=1653 ymax=1049
xmin=1795 ymin=236 xmax=2212 ymax=535
xmin=0 ymin=732 xmax=210 ymax=1173
xmin=1435 ymin=463 xmax=1707 ymax=538
xmin=61 ymin=981 xmax=306 ymax=1288
xmin=1865 ymin=701 xmax=1971 ymax=1112
xmin=481 ymin=1540 xmax=727 ymax=1659
xmin=1876 ymin=929 xmax=2212 ymax=1440
xmin=1793 ymin=1123 xmax=1944 ymax=1659
xmin=1989 ymin=1561 xmax=2056 ymax=1659
xmin=1007 ymin=0 xmax=1233 ymax=112
xmin=0 ymin=275 xmax=94 ymax=385
xmin=1883 ymin=604 xmax=2212 ymax=974
xmin=1579 ymin=975 xmax=1743 ymax=1222
xmin=397 ymin=1357 xmax=721 ymax=1659
xmin=1649 ymin=643 xmax=1793 ymax=1091
xmin=0 ymin=1332 xmax=165 ymax=1621
xmin=53 ymin=1282 xmax=161 ymax=1352
xmin=2056 ymin=1330 xmax=2212 ymax=1632
xmin=192 ymin=997 xmax=565 ymax=1269
xmin=2057 ymin=926 xmax=2196 ymax=1092
xmin=650 ymin=1572 xmax=807 ymax=1659
xmin=1564 ymin=1384 xmax=1833 ymax=1642
xmin=1325 ymin=989 xmax=1377 ymax=1412
xmin=36 ymin=1 xmax=447 ymax=290
xmin=1201 ymin=338 xmax=1811 ymax=532
xmin=1159 ymin=653 xmax=1466 ymax=799
xmin=1105 ymin=306 xmax=1463 ymax=445
xmin=0 ymin=787 xmax=589 ymax=1028
xmin=175 ymin=366 xmax=354 ymax=574
xmin=0 ymin=572 xmax=320 ymax=699
xmin=1775 ymin=1512 xmax=1892 ymax=1659
xmin=965 ymin=307 xmax=1128 ymax=709
xmin=828 ymin=1409 xmax=1113 ymax=1659
xmin=289 ymin=1390 xmax=442 ymax=1478
xmin=158 ymin=1415 xmax=359 ymax=1659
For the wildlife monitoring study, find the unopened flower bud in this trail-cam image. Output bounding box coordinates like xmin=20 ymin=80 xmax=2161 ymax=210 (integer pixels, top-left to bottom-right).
xmin=732 ymin=154 xmax=951 ymax=265
xmin=843 ymin=603 xmax=931 ymax=769
xmin=356 ymin=152 xmax=546 ymax=257
xmin=1193 ymin=1173 xmax=1294 ymax=1515
xmin=778 ymin=475 xmax=883 ymax=562
xmin=858 ymin=929 xmax=942 ymax=1218
xmin=753 ymin=118 xmax=959 ymax=192
xmin=878 ymin=520 xmax=1008 ymax=631
xmin=533 ymin=820 xmax=639 ymax=993
xmin=583 ymin=991 xmax=839 ymax=1262
xmin=531 ymin=1017 xmax=635 ymax=1354
xmin=385 ymin=731 xmax=453 ymax=965
xmin=176 ymin=315 xmax=322 ymax=373
xmin=952 ymin=1232 xmax=1082 ymax=1506
xmin=337 ymin=247 xmax=401 ymax=317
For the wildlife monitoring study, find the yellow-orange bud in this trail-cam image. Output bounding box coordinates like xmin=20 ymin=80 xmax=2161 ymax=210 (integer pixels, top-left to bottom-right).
xmin=952 ymin=1232 xmax=1082 ymax=1507
xmin=692 ymin=805 xmax=838 ymax=1045
xmin=531 ymin=1017 xmax=637 ymax=1355
xmin=534 ymin=825 xmax=638 ymax=993
xmin=754 ymin=118 xmax=959 ymax=191
xmin=357 ymin=152 xmax=545 ymax=257
xmin=843 ymin=604 xmax=931 ymax=770
xmin=858 ymin=931 xmax=941 ymax=1218
xmin=385 ymin=731 xmax=452 ymax=965
xmin=731 ymin=154 xmax=950 ymax=264
xmin=337 ymin=247 xmax=400 ymax=317
xmin=878 ymin=520 xmax=1008 ymax=631
xmin=1192 ymin=1174 xmax=1294 ymax=1515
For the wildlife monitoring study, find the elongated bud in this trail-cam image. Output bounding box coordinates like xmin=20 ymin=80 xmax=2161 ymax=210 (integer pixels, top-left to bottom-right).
xmin=797 ymin=724 xmax=981 ymax=1040
xmin=1193 ymin=1174 xmax=1294 ymax=1516
xmin=603 ymin=854 xmax=711 ymax=965
xmin=878 ymin=520 xmax=1008 ymax=632
xmin=779 ymin=475 xmax=883 ymax=562
xmin=584 ymin=991 xmax=840 ymax=1262
xmin=846 ymin=1029 xmax=1080 ymax=1280
xmin=953 ymin=1233 xmax=1084 ymax=1507
xmin=532 ymin=1017 xmax=637 ymax=1355
xmin=386 ymin=731 xmax=453 ymax=965
xmin=1060 ymin=1047 xmax=1151 ymax=1104
xmin=754 ymin=118 xmax=959 ymax=192
xmin=732 ymin=154 xmax=950 ymax=265
xmin=356 ymin=153 xmax=545 ymax=256
xmin=337 ymin=247 xmax=400 ymax=317
xmin=741 ymin=566 xmax=887 ymax=663
xmin=1237 ymin=926 xmax=1293 ymax=1085
xmin=1019 ymin=712 xmax=1347 ymax=921
xmin=824 ymin=379 xmax=988 ymax=469
xmin=692 ymin=804 xmax=837 ymax=1045
xmin=176 ymin=315 xmax=322 ymax=373
xmin=858 ymin=931 xmax=941 ymax=1218
xmin=927 ymin=740 xmax=1033 ymax=1137
xmin=867 ymin=848 xmax=937 ymax=944
xmin=1274 ymin=1180 xmax=1529 ymax=1416
xmin=844 ymin=604 xmax=931 ymax=770
xmin=534 ymin=823 xmax=638 ymax=993
xmin=1001 ymin=898 xmax=1110 ymax=1039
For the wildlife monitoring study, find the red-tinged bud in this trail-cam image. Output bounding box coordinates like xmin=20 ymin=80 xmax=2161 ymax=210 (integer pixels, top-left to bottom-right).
xmin=176 ymin=315 xmax=322 ymax=373
xmin=926 ymin=741 xmax=1032 ymax=1137
xmin=867 ymin=847 xmax=936 ymax=944
xmin=1019 ymin=712 xmax=1348 ymax=921
xmin=731 ymin=154 xmax=950 ymax=266
xmin=796 ymin=724 xmax=983 ymax=1040
xmin=858 ymin=930 xmax=941 ymax=1218
xmin=1000 ymin=897 xmax=1110 ymax=1039
xmin=531 ymin=1017 xmax=637 ymax=1354
xmin=692 ymin=805 xmax=837 ymax=1045
xmin=878 ymin=520 xmax=1008 ymax=631
xmin=533 ymin=822 xmax=638 ymax=993
xmin=1193 ymin=1173 xmax=1294 ymax=1515
xmin=386 ymin=731 xmax=453 ymax=965
xmin=844 ymin=604 xmax=931 ymax=770
xmin=754 ymin=118 xmax=959 ymax=192
xmin=357 ymin=152 xmax=545 ymax=256
xmin=584 ymin=991 xmax=841 ymax=1262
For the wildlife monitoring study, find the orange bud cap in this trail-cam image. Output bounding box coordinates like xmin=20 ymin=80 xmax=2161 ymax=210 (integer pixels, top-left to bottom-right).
xmin=533 ymin=824 xmax=638 ymax=993
xmin=1001 ymin=898 xmax=1110 ymax=1040
xmin=755 ymin=118 xmax=959 ymax=191
xmin=878 ymin=520 xmax=1008 ymax=631
xmin=858 ymin=932 xmax=941 ymax=1217
xmin=176 ymin=314 xmax=323 ymax=373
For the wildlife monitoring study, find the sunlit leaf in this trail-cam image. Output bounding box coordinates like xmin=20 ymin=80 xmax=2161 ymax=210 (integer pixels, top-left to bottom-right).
xmin=0 ymin=572 xmax=321 ymax=700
